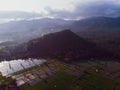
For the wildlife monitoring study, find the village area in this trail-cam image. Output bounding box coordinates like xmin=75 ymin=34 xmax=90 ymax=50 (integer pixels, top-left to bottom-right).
xmin=1 ymin=59 xmax=120 ymax=90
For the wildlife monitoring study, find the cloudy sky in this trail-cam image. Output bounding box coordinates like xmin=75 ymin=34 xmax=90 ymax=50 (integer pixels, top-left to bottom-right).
xmin=0 ymin=0 xmax=120 ymax=22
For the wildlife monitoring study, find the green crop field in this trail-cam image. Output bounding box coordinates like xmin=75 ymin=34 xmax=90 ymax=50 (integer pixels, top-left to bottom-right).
xmin=20 ymin=71 xmax=77 ymax=90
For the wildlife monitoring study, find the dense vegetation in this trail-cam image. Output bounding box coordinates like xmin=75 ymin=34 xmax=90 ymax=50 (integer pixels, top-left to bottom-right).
xmin=0 ymin=30 xmax=116 ymax=61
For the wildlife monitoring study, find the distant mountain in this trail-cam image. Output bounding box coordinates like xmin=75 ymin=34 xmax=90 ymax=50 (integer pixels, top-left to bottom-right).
xmin=0 ymin=18 xmax=73 ymax=43
xmin=0 ymin=17 xmax=120 ymax=57
xmin=0 ymin=17 xmax=120 ymax=43
xmin=0 ymin=16 xmax=120 ymax=44
xmin=71 ymin=17 xmax=120 ymax=42
xmin=70 ymin=17 xmax=120 ymax=56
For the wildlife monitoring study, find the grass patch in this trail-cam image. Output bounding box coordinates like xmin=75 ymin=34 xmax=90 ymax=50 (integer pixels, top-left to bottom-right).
xmin=113 ymin=77 xmax=120 ymax=90
xmin=76 ymin=72 xmax=114 ymax=90
xmin=57 ymin=64 xmax=68 ymax=71
xmin=0 ymin=77 xmax=13 ymax=86
xmin=0 ymin=46 xmax=5 ymax=51
xmin=20 ymin=71 xmax=77 ymax=90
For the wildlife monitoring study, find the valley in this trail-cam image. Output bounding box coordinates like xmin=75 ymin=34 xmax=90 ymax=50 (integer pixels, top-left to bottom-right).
xmin=1 ymin=59 xmax=120 ymax=90
xmin=0 ymin=17 xmax=119 ymax=90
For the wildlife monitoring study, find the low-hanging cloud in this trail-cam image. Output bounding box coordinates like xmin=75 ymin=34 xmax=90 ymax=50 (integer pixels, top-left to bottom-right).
xmin=46 ymin=0 xmax=120 ymax=19
xmin=0 ymin=0 xmax=120 ymax=22
xmin=0 ymin=11 xmax=43 ymax=23
xmin=0 ymin=11 xmax=43 ymax=20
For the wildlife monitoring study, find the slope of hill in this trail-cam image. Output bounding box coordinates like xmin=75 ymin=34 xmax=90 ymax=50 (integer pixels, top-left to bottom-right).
xmin=70 ymin=17 xmax=120 ymax=56
xmin=0 ymin=16 xmax=120 ymax=45
xmin=0 ymin=18 xmax=73 ymax=43
xmin=25 ymin=30 xmax=114 ymax=61
xmin=0 ymin=17 xmax=120 ymax=60
xmin=71 ymin=17 xmax=120 ymax=42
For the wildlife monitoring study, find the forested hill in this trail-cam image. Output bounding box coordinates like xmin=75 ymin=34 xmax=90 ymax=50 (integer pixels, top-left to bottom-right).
xmin=11 ymin=30 xmax=115 ymax=61
xmin=0 ymin=29 xmax=118 ymax=61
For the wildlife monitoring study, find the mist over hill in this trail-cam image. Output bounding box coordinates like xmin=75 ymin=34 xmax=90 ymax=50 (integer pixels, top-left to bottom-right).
xmin=0 ymin=17 xmax=120 ymax=43
xmin=70 ymin=17 xmax=120 ymax=56
xmin=0 ymin=30 xmax=115 ymax=61
xmin=71 ymin=17 xmax=120 ymax=41
xmin=0 ymin=18 xmax=73 ymax=43
xmin=0 ymin=16 xmax=120 ymax=60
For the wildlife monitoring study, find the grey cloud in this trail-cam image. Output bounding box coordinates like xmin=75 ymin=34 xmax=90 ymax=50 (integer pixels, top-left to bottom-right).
xmin=0 ymin=11 xmax=42 ymax=19
xmin=46 ymin=0 xmax=120 ymax=19
xmin=0 ymin=0 xmax=120 ymax=21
